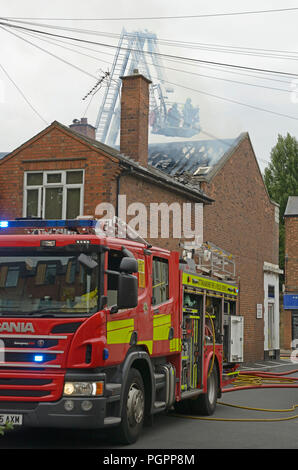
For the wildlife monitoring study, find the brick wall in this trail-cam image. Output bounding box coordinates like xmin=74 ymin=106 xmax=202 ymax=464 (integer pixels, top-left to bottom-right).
xmin=285 ymin=216 xmax=298 ymax=292
xmin=200 ymin=135 xmax=279 ymax=361
xmin=280 ymin=304 xmax=292 ymax=350
xmin=120 ymin=73 xmax=151 ymax=167
xmin=0 ymin=125 xmax=121 ymax=220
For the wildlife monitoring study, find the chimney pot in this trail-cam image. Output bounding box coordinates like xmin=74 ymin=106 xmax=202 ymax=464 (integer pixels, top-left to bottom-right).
xmin=69 ymin=117 xmax=96 ymax=140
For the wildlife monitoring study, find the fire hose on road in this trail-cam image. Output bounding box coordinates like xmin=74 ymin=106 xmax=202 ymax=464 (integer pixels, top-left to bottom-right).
xmin=223 ymin=368 xmax=298 ymax=392
xmin=171 ymin=368 xmax=298 ymax=422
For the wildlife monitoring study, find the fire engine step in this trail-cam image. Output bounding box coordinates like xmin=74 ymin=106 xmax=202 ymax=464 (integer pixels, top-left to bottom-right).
xmin=154 ymin=373 xmax=166 ymax=390
xmin=181 ymin=389 xmax=203 ymax=399
xmin=104 ymin=417 xmax=121 ymax=426
xmin=154 ymin=401 xmax=166 ymax=409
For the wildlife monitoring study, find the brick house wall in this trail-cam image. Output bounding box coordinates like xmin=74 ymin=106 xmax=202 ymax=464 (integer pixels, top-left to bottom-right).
xmin=280 ymin=304 xmax=292 ymax=350
xmin=283 ymin=201 xmax=298 ymax=348
xmin=200 ymin=135 xmax=280 ymax=361
xmin=285 ymin=216 xmax=298 ymax=292
xmin=0 ymin=124 xmax=121 ymax=221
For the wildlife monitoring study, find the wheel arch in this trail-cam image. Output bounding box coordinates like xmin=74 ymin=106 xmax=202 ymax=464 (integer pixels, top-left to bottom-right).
xmin=119 ymin=349 xmax=155 ymax=417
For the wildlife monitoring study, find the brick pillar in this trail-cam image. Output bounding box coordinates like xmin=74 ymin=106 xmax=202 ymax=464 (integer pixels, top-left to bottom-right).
xmin=120 ymin=71 xmax=151 ymax=167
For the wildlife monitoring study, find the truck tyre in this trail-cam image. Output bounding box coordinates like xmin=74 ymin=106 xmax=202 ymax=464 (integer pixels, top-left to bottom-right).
xmin=190 ymin=362 xmax=218 ymax=416
xmin=173 ymin=399 xmax=191 ymax=414
xmin=115 ymin=368 xmax=145 ymax=445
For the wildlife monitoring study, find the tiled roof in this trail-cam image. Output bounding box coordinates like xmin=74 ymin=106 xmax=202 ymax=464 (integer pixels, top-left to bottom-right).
xmin=148 ymin=133 xmax=246 ymax=181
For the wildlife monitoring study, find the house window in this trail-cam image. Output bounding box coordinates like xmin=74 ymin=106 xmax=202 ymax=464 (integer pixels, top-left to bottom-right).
xmin=0 ymin=266 xmax=20 ymax=288
xmin=24 ymin=170 xmax=84 ymax=219
xmin=152 ymin=257 xmax=169 ymax=305
xmin=268 ymin=285 xmax=275 ymax=298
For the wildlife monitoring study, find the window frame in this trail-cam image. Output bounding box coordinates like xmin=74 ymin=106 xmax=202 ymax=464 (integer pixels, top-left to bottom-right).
xmin=152 ymin=256 xmax=170 ymax=306
xmin=23 ymin=169 xmax=85 ymax=219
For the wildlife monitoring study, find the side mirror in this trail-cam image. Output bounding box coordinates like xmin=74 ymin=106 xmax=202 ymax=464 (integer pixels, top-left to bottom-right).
xmin=117 ymin=273 xmax=138 ymax=309
xmin=78 ymin=253 xmax=98 ymax=273
xmin=119 ymin=257 xmax=138 ymax=274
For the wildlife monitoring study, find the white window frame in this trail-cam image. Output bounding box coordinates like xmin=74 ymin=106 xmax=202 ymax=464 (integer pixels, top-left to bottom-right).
xmin=23 ymin=170 xmax=85 ymax=219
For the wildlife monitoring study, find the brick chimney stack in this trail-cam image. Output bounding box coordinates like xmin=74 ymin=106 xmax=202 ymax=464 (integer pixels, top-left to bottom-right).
xmin=120 ymin=70 xmax=151 ymax=167
xmin=69 ymin=117 xmax=96 ymax=140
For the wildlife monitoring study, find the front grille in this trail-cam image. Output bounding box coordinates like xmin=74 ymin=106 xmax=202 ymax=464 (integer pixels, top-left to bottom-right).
xmin=0 ymin=390 xmax=49 ymax=397
xmin=0 ymin=333 xmax=67 ymax=369
xmin=0 ymin=378 xmax=52 ymax=386
xmin=5 ymin=352 xmax=57 ymax=363
xmin=0 ymin=372 xmax=64 ymax=401
xmin=0 ymin=327 xmax=75 ymax=401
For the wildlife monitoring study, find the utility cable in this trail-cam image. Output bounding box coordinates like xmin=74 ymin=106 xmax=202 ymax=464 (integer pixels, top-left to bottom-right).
xmin=20 ymin=28 xmax=292 ymax=95
xmin=4 ymin=6 xmax=298 ymax=21
xmin=0 ymin=62 xmax=48 ymax=125
xmin=20 ymin=30 xmax=292 ymax=86
xmin=0 ymin=25 xmax=99 ymax=81
xmin=0 ymin=19 xmax=297 ymax=78
xmin=6 ymin=20 xmax=298 ymax=63
xmin=4 ymin=18 xmax=298 ymax=69
xmin=154 ymin=76 xmax=298 ymax=122
xmin=3 ymin=24 xmax=296 ymax=124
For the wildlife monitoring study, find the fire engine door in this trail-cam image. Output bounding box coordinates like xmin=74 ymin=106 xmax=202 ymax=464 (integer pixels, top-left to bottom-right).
xmin=151 ymin=256 xmax=173 ymax=356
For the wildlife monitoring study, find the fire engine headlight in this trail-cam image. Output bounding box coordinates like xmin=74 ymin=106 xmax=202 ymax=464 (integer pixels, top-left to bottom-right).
xmin=63 ymin=381 xmax=104 ymax=397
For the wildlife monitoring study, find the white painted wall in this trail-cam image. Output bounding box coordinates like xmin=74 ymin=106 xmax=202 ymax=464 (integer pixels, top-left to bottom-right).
xmin=264 ymin=269 xmax=280 ymax=351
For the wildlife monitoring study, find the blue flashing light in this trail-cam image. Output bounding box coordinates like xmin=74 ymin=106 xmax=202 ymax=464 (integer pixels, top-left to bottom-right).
xmin=0 ymin=219 xmax=97 ymax=229
xmin=33 ymin=355 xmax=44 ymax=363
xmin=103 ymin=348 xmax=109 ymax=360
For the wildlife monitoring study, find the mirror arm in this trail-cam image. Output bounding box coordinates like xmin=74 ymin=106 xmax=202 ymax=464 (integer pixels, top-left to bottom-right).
xmin=105 ymin=269 xmax=120 ymax=277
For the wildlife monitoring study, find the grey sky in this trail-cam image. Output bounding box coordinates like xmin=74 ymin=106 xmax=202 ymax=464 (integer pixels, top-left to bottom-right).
xmin=1 ymin=0 xmax=298 ymax=173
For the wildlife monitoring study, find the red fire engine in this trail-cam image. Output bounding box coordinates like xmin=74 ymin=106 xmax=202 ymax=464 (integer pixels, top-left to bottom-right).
xmin=0 ymin=218 xmax=242 ymax=444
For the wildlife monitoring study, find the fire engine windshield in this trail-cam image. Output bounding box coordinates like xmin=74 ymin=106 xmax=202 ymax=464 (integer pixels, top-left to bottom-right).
xmin=0 ymin=252 xmax=99 ymax=316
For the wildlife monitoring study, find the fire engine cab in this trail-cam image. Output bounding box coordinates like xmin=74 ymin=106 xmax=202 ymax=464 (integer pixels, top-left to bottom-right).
xmin=0 ymin=218 xmax=243 ymax=444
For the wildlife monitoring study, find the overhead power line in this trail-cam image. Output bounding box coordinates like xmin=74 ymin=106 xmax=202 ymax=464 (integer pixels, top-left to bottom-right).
xmin=150 ymin=75 xmax=298 ymax=122
xmin=0 ymin=62 xmax=48 ymax=125
xmin=22 ymin=28 xmax=293 ymax=85
xmin=2 ymin=24 xmax=297 ymax=123
xmin=0 ymin=19 xmax=297 ymax=78
xmin=3 ymin=6 xmax=298 ymax=21
xmin=0 ymin=25 xmax=99 ymax=81
xmin=3 ymin=17 xmax=298 ymax=62
xmin=19 ymin=28 xmax=292 ymax=95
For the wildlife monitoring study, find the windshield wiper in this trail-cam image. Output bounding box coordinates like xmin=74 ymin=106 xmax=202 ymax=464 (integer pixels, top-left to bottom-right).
xmin=28 ymin=307 xmax=90 ymax=314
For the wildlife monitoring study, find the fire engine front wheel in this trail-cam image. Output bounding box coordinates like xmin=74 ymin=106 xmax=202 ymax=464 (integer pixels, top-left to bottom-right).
xmin=190 ymin=362 xmax=218 ymax=416
xmin=115 ymin=368 xmax=145 ymax=445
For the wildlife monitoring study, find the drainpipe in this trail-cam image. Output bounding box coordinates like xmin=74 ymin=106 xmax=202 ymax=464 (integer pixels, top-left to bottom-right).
xmin=115 ymin=166 xmax=133 ymax=218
